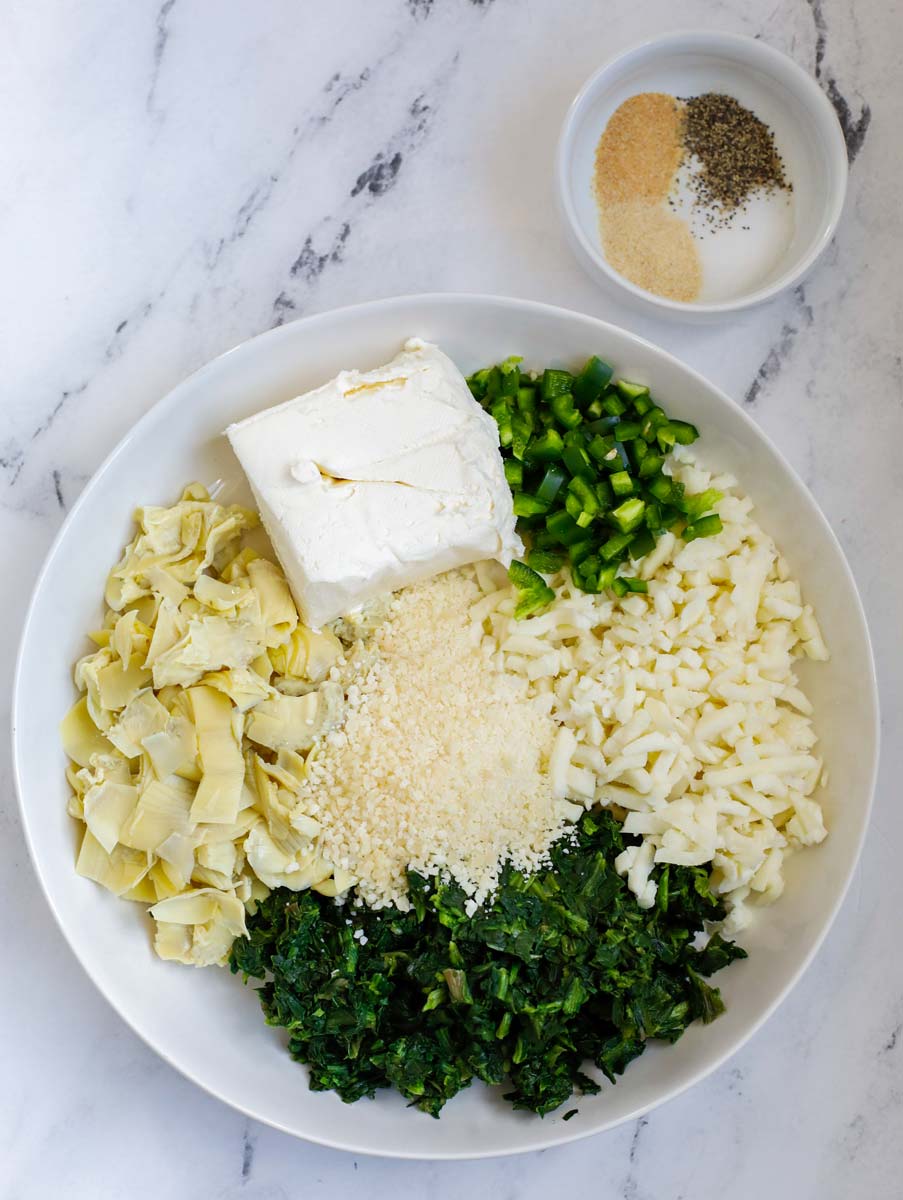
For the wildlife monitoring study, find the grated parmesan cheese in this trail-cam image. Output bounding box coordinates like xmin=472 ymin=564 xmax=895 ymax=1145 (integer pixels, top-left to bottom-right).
xmin=297 ymin=570 xmax=567 ymax=909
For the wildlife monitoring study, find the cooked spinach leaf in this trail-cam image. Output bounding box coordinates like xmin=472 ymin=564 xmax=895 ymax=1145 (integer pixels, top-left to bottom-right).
xmin=230 ymin=811 xmax=746 ymax=1117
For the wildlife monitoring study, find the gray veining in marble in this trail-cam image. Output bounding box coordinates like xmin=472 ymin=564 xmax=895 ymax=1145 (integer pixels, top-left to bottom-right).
xmin=2 ymin=0 xmax=901 ymax=1196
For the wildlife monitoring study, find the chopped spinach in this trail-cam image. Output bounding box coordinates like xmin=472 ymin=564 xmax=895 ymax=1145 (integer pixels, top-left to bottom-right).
xmin=230 ymin=811 xmax=746 ymax=1117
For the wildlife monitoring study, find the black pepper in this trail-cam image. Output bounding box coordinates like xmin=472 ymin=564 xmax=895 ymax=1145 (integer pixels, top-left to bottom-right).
xmin=680 ymin=92 xmax=791 ymax=223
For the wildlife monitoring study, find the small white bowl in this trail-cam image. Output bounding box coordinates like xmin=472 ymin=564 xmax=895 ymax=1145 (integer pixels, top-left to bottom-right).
xmin=557 ymin=32 xmax=848 ymax=319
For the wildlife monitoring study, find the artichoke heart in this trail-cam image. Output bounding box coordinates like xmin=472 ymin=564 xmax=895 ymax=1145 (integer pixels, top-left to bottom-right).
xmin=62 ymin=483 xmax=345 ymax=967
xmin=200 ymin=667 xmax=272 ymax=712
xmin=187 ymin=685 xmax=245 ymax=825
xmin=150 ymin=887 xmax=248 ymax=967
xmin=152 ymin=613 xmax=265 ymax=689
xmin=247 ymin=558 xmax=298 ymax=647
xmin=193 ymin=574 xmax=251 ymax=612
xmin=76 ymin=830 xmax=150 ymax=896
xmin=244 ymin=821 xmax=332 ymax=892
xmin=83 ymin=780 xmax=139 ymax=854
xmin=119 ymin=777 xmax=194 ymax=853
xmin=246 ymin=683 xmax=342 ymax=752
xmin=106 ymin=690 xmax=169 ymax=759
xmin=60 ymin=696 xmax=115 ymax=767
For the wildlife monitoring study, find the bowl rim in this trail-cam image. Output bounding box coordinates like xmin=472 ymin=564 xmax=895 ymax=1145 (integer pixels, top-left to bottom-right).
xmin=556 ymin=29 xmax=850 ymax=317
xmin=12 ymin=291 xmax=879 ymax=1158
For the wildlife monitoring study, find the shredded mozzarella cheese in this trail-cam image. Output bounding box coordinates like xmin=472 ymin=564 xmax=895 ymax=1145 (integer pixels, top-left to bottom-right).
xmin=471 ymin=451 xmax=827 ymax=933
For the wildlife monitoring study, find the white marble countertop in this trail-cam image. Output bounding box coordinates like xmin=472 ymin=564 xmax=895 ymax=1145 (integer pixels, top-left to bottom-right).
xmin=2 ymin=0 xmax=901 ymax=1195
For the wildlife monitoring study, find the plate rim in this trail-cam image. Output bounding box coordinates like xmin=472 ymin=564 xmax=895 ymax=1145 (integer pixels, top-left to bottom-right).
xmin=12 ymin=291 xmax=880 ymax=1158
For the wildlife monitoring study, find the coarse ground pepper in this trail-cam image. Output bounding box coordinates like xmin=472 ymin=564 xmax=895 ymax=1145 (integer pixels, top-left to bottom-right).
xmin=681 ymin=92 xmax=792 ymax=213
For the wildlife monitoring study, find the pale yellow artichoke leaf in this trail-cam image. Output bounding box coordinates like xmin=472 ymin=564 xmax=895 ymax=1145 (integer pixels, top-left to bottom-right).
xmin=97 ymin=657 xmax=153 ymax=711
xmin=83 ymin=780 xmax=139 ymax=854
xmin=313 ymin=868 xmax=356 ymax=898
xmin=248 ymin=761 xmax=315 ymax=856
xmin=105 ymin=560 xmax=148 ymax=612
xmin=145 ymin=564 xmax=189 ymax=608
xmin=246 ymin=558 xmax=298 ymax=648
xmin=245 ymin=683 xmax=342 ymax=753
xmin=204 ymin=510 xmax=258 ymax=576
xmin=187 ymin=685 xmax=244 ymax=825
xmin=275 ymin=748 xmax=307 ymax=786
xmin=150 ymin=858 xmax=188 ymax=900
xmin=270 ymin=625 xmax=341 ymax=680
xmin=250 ymin=650 xmax=273 ymax=682
xmin=200 ymin=666 xmax=271 ymax=712
xmin=153 ymin=921 xmax=192 ymax=962
xmin=193 ymin=574 xmax=250 ymax=612
xmin=60 ymin=696 xmax=117 ymax=767
xmin=152 ymin=614 xmax=265 ymax=689
xmin=256 ymin=754 xmax=304 ymax=795
xmin=220 ymin=546 xmax=259 ymax=583
xmin=196 ymin=838 xmax=237 ymax=881
xmin=112 ymin=610 xmax=140 ymax=667
xmin=187 ymin=918 xmax=239 ymax=967
xmin=139 ymin=503 xmax=191 ymax=556
xmin=156 ymin=831 xmax=198 ymax=890
xmin=76 ymin=830 xmax=150 ymax=896
xmin=106 ymin=690 xmax=170 ymax=759
xmin=122 ymin=876 xmax=158 ymax=903
xmin=149 ymin=887 xmax=247 ymax=967
xmin=244 ymin=821 xmax=332 ymax=891
xmin=142 ymin=713 xmax=200 ymax=781
xmin=79 ymin=750 xmax=133 ymax=789
xmin=119 ymin=777 xmax=194 ymax=853
xmin=143 ymin=599 xmax=186 ymax=669
xmin=74 ymin=648 xmax=116 ymax=731
xmin=197 ymin=804 xmax=258 ymax=846
xmin=298 ymin=627 xmax=343 ymax=682
xmin=124 ymin=594 xmax=159 ymax=628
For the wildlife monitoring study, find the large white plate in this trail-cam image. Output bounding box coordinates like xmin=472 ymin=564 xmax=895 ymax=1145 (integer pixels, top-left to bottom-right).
xmin=13 ymin=294 xmax=878 ymax=1158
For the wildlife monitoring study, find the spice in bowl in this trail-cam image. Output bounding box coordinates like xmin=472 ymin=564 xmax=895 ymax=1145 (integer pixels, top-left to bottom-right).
xmin=593 ymin=91 xmax=793 ymax=304
xmin=682 ymin=93 xmax=791 ymax=219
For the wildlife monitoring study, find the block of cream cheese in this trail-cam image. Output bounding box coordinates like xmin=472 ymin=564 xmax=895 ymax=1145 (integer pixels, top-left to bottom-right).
xmin=226 ymin=339 xmax=522 ymax=628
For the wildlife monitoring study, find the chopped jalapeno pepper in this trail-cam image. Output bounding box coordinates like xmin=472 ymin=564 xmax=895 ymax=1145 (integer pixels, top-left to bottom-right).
xmin=610 ymin=470 xmax=634 ymax=497
xmin=616 ymin=379 xmax=650 ymax=401
xmin=524 ymin=428 xmax=564 ymax=461
xmin=512 ymin=493 xmax=551 ymax=517
xmin=540 ymin=368 xmax=574 ymax=400
xmin=629 ymin=527 xmax=656 ymax=560
xmin=610 ymin=497 xmax=645 ymax=533
xmin=600 ymin=531 xmax=635 ymax=561
xmin=550 ymin=392 xmax=582 ymax=430
xmin=504 ymin=459 xmax=523 ymax=490
xmin=508 ymin=560 xmax=555 ymax=618
xmin=473 ymin=355 xmax=710 ymax=604
xmin=684 ymin=514 xmax=723 ymax=541
xmin=572 ymin=355 xmax=614 ymax=408
xmin=682 ymin=488 xmax=723 ymax=521
xmin=535 ymin=465 xmax=568 ymax=505
xmin=562 ymin=444 xmax=595 ymax=479
xmin=526 ymin=549 xmax=566 ymax=575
